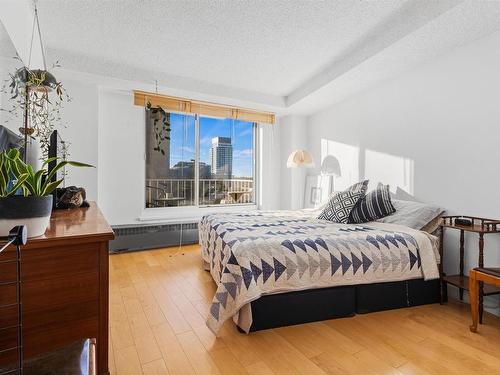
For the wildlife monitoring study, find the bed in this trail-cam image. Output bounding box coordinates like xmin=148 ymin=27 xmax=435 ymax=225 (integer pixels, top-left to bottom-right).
xmin=199 ymin=208 xmax=441 ymax=335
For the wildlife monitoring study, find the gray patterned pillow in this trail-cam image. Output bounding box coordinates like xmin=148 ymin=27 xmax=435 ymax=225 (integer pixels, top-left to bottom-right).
xmin=349 ymin=184 xmax=395 ymax=223
xmin=318 ymin=190 xmax=364 ymax=223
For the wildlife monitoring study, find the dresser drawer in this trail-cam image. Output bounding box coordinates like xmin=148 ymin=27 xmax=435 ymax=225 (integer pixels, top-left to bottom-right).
xmin=23 ymin=271 xmax=99 ymax=312
xmin=0 ymin=305 xmax=18 ymax=329
xmin=0 ymin=283 xmax=17 ymax=306
xmin=24 ymin=299 xmax=98 ymax=329
xmin=0 ymin=347 xmax=20 ymax=373
xmin=0 ymin=260 xmax=17 ymax=283
xmin=0 ymin=247 xmax=18 ymax=262
xmin=0 ymin=326 xmax=19 ymax=350
xmin=24 ymin=318 xmax=98 ymax=358
xmin=22 ymin=244 xmax=99 ymax=281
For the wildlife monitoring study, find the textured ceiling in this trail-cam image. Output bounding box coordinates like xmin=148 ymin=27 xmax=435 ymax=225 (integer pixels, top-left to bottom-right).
xmin=25 ymin=0 xmax=500 ymax=114
xmin=37 ymin=0 xmax=406 ymax=95
xmin=288 ymin=0 xmax=500 ymax=114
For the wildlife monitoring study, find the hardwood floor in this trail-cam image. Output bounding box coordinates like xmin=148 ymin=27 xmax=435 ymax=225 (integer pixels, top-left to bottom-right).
xmin=109 ymin=244 xmax=500 ymax=375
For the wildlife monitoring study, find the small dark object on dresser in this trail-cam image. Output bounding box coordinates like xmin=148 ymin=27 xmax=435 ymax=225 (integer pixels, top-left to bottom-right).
xmin=455 ymin=217 xmax=473 ymax=226
xmin=56 ymin=186 xmax=90 ymax=209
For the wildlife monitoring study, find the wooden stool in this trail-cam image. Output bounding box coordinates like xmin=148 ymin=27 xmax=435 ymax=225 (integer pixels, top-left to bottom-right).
xmin=469 ymin=268 xmax=500 ymax=332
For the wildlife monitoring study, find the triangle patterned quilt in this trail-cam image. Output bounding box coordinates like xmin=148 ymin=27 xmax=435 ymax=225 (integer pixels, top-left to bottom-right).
xmin=199 ymin=209 xmax=440 ymax=334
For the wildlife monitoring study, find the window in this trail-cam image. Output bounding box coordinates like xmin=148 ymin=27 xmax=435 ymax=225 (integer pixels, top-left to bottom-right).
xmin=198 ymin=116 xmax=255 ymax=206
xmin=145 ymin=110 xmax=256 ymax=208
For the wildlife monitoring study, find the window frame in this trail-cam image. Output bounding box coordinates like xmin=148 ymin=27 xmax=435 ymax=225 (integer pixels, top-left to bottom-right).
xmin=143 ymin=109 xmax=259 ymax=216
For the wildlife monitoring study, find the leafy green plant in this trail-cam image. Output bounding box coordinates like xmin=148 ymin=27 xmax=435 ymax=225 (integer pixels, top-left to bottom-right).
xmin=0 ymin=148 xmax=93 ymax=197
xmin=0 ymin=149 xmax=29 ymax=197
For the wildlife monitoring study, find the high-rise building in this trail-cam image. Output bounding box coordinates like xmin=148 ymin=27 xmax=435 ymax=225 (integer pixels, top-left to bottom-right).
xmin=210 ymin=137 xmax=232 ymax=178
xmin=169 ymin=160 xmax=211 ymax=179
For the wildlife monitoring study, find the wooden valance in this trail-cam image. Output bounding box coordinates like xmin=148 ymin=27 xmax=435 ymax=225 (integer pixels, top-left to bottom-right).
xmin=133 ymin=90 xmax=275 ymax=124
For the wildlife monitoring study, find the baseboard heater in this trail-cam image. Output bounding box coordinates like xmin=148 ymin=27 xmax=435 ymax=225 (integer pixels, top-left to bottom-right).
xmin=109 ymin=222 xmax=199 ymax=253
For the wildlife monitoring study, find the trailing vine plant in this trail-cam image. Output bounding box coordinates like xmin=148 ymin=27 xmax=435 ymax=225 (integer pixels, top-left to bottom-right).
xmin=0 ymin=56 xmax=71 ymax=159
xmin=146 ymin=100 xmax=171 ymax=155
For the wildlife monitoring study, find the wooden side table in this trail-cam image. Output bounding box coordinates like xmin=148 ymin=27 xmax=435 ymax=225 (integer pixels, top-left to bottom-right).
xmin=440 ymin=216 xmax=500 ymax=323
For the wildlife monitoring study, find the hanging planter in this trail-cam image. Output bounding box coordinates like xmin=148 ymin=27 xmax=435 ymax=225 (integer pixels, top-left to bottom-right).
xmin=15 ymin=67 xmax=58 ymax=92
xmin=0 ymin=2 xmax=69 ymax=160
xmin=2 ymin=62 xmax=68 ymax=158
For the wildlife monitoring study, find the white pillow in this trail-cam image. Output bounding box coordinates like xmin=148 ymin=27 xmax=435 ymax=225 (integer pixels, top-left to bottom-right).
xmin=376 ymin=199 xmax=444 ymax=230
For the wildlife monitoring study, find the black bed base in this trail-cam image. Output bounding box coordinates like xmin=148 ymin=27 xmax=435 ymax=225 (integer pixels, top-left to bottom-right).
xmin=240 ymin=278 xmax=440 ymax=332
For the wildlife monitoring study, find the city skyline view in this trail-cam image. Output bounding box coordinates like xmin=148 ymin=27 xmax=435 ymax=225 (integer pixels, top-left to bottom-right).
xmin=169 ymin=114 xmax=254 ymax=178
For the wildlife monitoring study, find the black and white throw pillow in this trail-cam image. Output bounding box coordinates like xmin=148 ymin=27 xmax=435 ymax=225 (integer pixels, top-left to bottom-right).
xmin=349 ymin=184 xmax=396 ymax=223
xmin=318 ymin=190 xmax=364 ymax=224
xmin=346 ymin=180 xmax=369 ymax=194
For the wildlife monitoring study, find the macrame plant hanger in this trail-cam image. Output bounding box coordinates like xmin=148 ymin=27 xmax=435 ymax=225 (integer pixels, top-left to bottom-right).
xmin=28 ymin=1 xmax=49 ymax=72
xmin=23 ymin=0 xmax=50 ymax=161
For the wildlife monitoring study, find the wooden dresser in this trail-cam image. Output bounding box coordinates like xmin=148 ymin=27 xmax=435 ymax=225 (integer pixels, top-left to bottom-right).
xmin=1 ymin=203 xmax=114 ymax=375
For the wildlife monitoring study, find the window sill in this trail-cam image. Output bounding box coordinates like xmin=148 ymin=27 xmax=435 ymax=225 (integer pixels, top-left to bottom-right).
xmin=138 ymin=204 xmax=258 ymax=224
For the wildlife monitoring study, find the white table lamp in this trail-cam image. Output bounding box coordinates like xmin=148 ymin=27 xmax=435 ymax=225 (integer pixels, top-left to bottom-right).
xmin=320 ymin=155 xmax=341 ymax=194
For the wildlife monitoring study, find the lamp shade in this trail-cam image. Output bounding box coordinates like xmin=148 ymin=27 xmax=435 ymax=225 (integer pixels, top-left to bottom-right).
xmin=320 ymin=155 xmax=341 ymax=176
xmin=287 ymin=150 xmax=314 ymax=168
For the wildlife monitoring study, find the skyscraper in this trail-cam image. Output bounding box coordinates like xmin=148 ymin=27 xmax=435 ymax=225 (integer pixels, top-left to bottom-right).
xmin=210 ymin=137 xmax=232 ymax=178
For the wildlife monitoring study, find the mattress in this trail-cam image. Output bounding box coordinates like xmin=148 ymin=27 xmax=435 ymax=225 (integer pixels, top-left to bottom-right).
xmin=199 ymin=209 xmax=440 ymax=334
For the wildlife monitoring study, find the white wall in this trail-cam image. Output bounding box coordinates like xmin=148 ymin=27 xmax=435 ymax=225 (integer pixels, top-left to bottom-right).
xmin=258 ymin=122 xmax=281 ymax=211
xmin=279 ymin=115 xmax=308 ymax=210
xmin=0 ymin=1 xmax=35 ymax=67
xmin=0 ymin=63 xmax=8 ymax=129
xmin=307 ymin=30 xmax=500 ymax=315
xmin=57 ymin=75 xmax=99 ymax=200
xmin=0 ymin=57 xmax=18 ymax=133
xmin=97 ymin=88 xmax=144 ymax=225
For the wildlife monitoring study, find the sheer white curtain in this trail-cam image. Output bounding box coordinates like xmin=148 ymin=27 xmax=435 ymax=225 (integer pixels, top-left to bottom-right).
xmin=258 ymin=119 xmax=280 ymax=210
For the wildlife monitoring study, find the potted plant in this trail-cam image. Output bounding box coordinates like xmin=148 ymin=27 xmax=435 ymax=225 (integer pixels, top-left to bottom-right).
xmin=1 ymin=59 xmax=69 ymax=160
xmin=1 ymin=1 xmax=70 ymax=161
xmin=0 ymin=148 xmax=93 ymax=237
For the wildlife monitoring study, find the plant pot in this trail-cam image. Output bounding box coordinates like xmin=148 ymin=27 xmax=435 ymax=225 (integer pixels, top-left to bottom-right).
xmin=0 ymin=195 xmax=53 ymax=238
xmin=15 ymin=67 xmax=58 ymax=92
